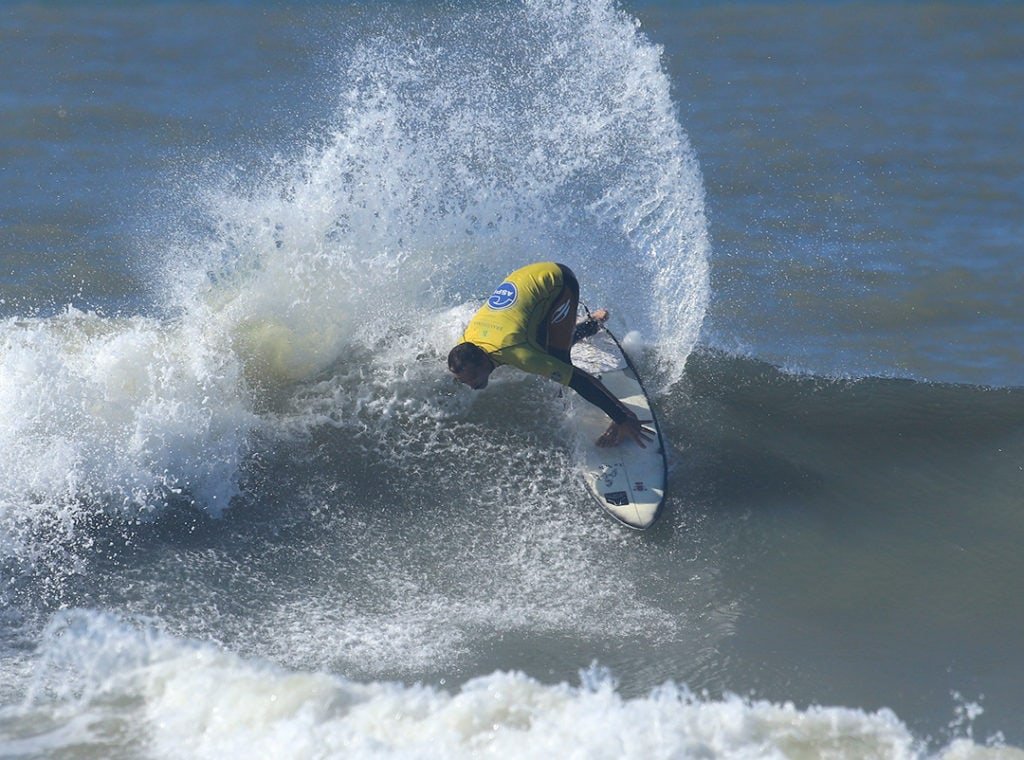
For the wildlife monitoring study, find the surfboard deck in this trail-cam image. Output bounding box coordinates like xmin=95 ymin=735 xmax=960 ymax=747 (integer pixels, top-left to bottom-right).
xmin=569 ymin=323 xmax=667 ymax=529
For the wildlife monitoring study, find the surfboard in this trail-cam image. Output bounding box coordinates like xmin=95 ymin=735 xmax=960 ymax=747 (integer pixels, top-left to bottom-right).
xmin=568 ymin=322 xmax=667 ymax=529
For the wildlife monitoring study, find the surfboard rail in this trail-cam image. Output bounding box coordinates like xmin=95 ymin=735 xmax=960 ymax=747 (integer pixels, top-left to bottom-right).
xmin=569 ymin=321 xmax=667 ymax=529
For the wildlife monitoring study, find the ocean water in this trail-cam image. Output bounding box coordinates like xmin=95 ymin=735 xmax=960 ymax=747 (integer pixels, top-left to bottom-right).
xmin=0 ymin=1 xmax=1022 ymax=757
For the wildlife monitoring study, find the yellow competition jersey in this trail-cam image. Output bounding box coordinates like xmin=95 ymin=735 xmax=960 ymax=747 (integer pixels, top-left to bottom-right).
xmin=461 ymin=262 xmax=575 ymax=385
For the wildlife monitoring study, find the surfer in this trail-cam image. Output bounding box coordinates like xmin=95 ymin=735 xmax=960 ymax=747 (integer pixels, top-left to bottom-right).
xmin=448 ymin=262 xmax=654 ymax=448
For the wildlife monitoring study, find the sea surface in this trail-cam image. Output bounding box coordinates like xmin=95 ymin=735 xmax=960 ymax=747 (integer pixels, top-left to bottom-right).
xmin=1 ymin=1 xmax=1022 ymax=757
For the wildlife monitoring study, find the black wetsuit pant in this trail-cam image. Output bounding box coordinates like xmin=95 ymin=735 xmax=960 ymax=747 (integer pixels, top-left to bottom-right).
xmin=537 ymin=264 xmax=629 ymax=424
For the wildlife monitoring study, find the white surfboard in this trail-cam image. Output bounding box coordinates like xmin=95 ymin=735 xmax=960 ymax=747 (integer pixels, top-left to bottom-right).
xmin=569 ymin=323 xmax=667 ymax=529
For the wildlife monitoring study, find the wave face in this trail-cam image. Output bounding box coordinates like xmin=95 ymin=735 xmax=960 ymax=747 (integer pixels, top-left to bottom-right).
xmin=3 ymin=352 xmax=1021 ymax=755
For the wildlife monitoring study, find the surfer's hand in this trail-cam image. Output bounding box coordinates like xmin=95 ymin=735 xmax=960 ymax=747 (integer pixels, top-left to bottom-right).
xmin=597 ymin=416 xmax=655 ymax=448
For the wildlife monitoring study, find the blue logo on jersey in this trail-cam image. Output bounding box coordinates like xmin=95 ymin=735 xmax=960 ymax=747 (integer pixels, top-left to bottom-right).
xmin=488 ymin=282 xmax=518 ymax=310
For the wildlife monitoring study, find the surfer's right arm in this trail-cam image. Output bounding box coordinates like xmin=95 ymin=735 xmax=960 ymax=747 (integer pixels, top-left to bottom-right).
xmin=569 ymin=370 xmax=653 ymax=448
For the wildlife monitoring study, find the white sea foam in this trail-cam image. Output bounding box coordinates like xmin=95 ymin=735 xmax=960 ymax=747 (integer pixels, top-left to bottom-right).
xmin=5 ymin=610 xmax=1019 ymax=760
xmin=0 ymin=309 xmax=255 ymax=561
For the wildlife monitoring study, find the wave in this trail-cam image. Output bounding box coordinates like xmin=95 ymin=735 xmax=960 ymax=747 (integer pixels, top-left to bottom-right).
xmin=679 ymin=347 xmax=1024 ymax=447
xmin=0 ymin=309 xmax=254 ymax=563
xmin=2 ymin=610 xmax=1018 ymax=760
xmin=0 ymin=0 xmax=707 ymax=573
xmin=669 ymin=347 xmax=1024 ymax=524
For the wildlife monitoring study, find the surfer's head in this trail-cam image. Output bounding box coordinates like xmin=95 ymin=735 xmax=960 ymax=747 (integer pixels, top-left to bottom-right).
xmin=448 ymin=342 xmax=493 ymax=390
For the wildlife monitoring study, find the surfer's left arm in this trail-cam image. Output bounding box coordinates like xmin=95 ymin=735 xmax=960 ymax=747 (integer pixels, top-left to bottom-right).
xmin=568 ymin=370 xmax=654 ymax=448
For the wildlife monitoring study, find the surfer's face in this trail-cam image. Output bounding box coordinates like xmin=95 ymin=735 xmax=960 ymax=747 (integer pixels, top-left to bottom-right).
xmin=451 ymin=362 xmax=490 ymax=390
